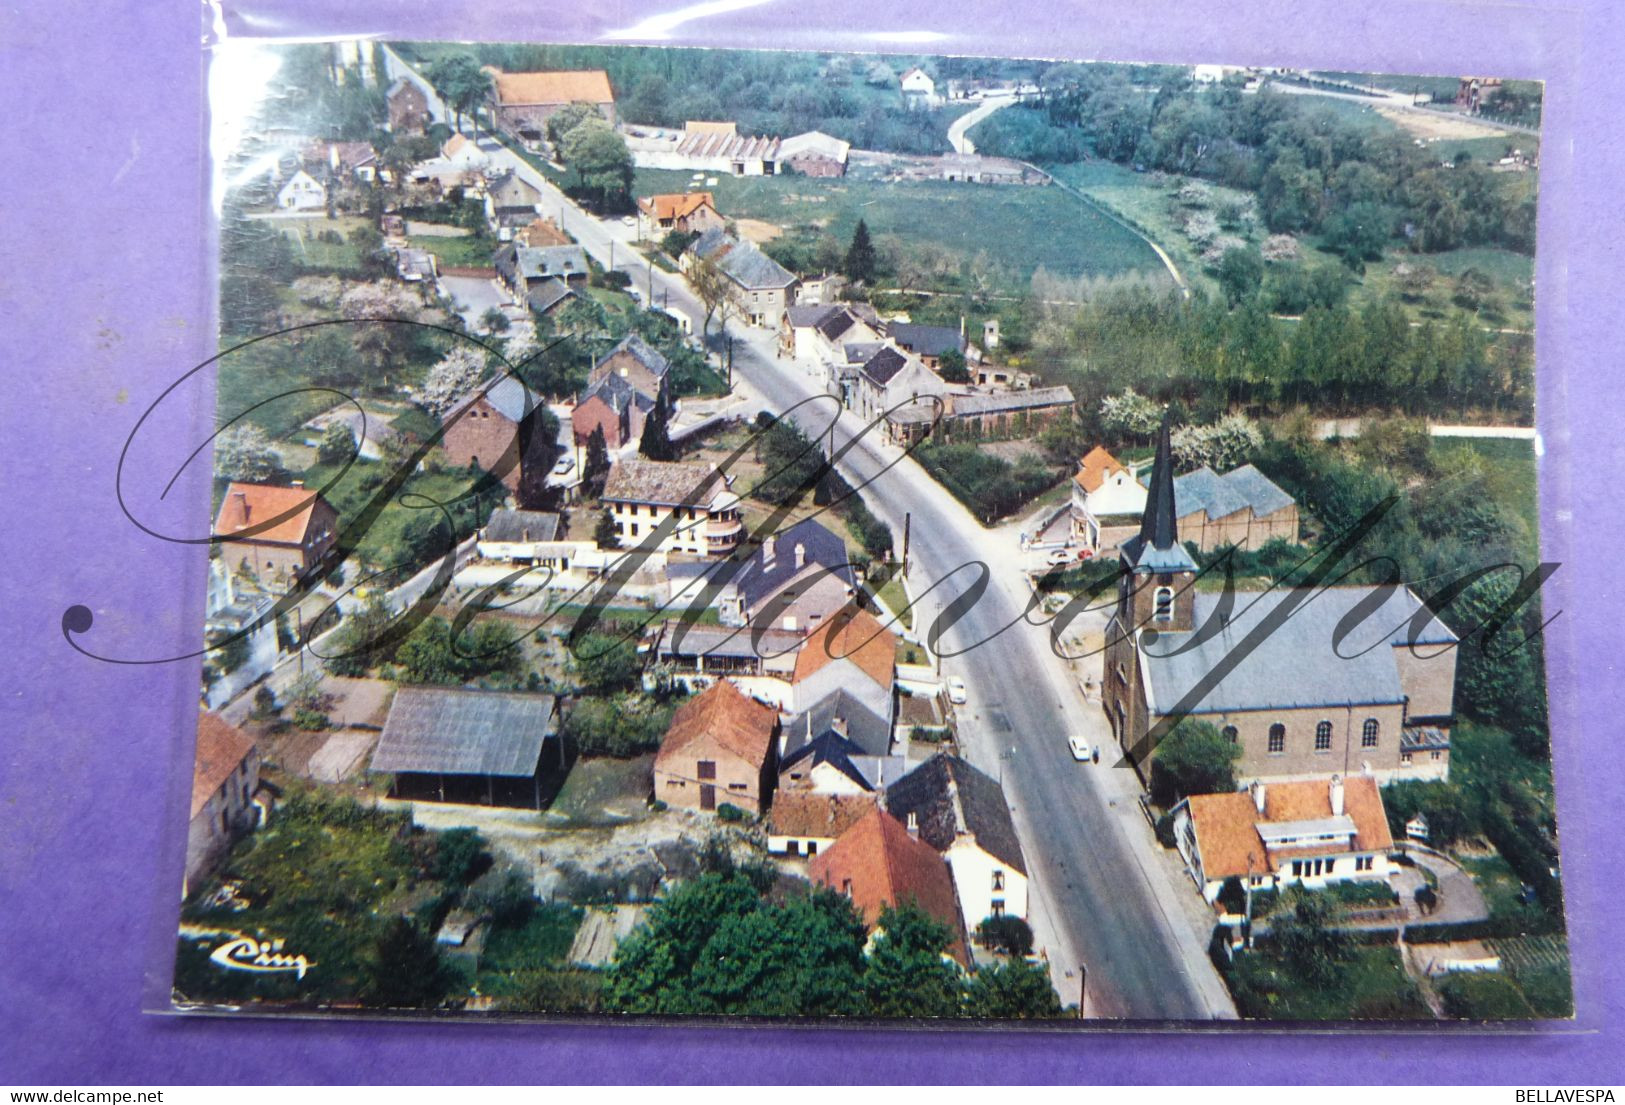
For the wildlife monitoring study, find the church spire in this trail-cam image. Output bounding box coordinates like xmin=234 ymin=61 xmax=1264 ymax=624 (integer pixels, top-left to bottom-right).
xmin=1139 ymin=411 xmax=1179 ymax=551
xmin=1119 ymin=409 xmax=1197 ymax=575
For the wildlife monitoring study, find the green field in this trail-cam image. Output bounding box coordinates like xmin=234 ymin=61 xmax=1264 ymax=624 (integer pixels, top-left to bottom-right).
xmin=409 ymin=233 xmax=497 ymax=269
xmin=634 ymin=167 xmax=1169 ymax=289
xmin=1313 ymin=71 xmax=1464 ymax=103
xmin=1429 ymin=436 xmax=1539 ymax=545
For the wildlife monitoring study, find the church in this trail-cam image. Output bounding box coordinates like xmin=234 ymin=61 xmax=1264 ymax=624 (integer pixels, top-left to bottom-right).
xmin=1101 ymin=419 xmax=1458 ymax=786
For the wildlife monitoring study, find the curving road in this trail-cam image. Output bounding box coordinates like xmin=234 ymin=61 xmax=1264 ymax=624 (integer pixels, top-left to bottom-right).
xmin=947 ymin=92 xmax=1017 ymax=155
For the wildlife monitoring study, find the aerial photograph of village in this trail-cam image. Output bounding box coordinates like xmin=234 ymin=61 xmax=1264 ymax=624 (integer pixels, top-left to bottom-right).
xmin=176 ymin=38 xmax=1565 ymax=1023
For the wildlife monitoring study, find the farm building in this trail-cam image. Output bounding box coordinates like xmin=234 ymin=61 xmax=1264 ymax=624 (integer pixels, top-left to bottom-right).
xmin=369 ymin=686 xmax=561 ymax=808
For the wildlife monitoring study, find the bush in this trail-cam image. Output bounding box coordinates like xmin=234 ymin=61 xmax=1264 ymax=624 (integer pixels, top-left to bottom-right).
xmin=716 ymin=803 xmax=747 ymax=823
xmin=1437 ymin=971 xmax=1536 ymax=1020
xmin=252 ymin=684 xmax=279 ymax=718
xmin=977 ymin=915 xmax=1035 ymax=957
xmin=291 ymin=707 xmax=330 ymax=731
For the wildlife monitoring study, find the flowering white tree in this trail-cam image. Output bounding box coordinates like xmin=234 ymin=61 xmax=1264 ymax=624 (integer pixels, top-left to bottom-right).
xmin=1261 ymin=234 xmax=1301 ymax=263
xmin=1098 ymin=388 xmax=1162 ymax=443
xmin=1183 ymin=209 xmax=1221 ymax=247
xmin=1172 ymin=413 xmax=1263 ymax=471
xmin=418 ymin=346 xmax=488 ymax=416
xmin=214 ymin=424 xmax=285 ymax=482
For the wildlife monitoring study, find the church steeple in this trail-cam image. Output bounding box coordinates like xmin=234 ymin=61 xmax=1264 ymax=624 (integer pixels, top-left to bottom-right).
xmin=1120 ymin=412 xmax=1198 ymax=575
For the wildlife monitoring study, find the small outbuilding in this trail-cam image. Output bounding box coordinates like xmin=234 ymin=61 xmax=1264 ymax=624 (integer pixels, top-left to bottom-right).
xmin=370 ymin=686 xmax=560 ymax=808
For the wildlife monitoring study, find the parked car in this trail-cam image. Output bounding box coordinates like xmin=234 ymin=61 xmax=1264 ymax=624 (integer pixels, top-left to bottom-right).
xmin=621 ymin=215 xmax=637 ymax=227
xmin=553 ymin=454 xmax=575 ymax=475
xmin=945 ymin=676 xmax=967 ymax=705
xmin=1068 ymin=734 xmax=1092 ymax=762
xmin=1046 ymin=548 xmax=1077 ymax=567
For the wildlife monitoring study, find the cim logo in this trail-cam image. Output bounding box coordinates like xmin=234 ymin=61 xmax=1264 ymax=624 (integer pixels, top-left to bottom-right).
xmin=209 ymin=934 xmax=314 ymax=979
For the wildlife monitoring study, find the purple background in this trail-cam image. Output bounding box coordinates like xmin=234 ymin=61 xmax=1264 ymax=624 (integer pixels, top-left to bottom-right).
xmin=3 ymin=0 xmax=1620 ymax=1084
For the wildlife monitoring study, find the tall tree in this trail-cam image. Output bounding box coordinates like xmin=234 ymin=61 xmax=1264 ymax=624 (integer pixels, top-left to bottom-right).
xmin=862 ymin=902 xmax=965 ymax=1018
xmin=426 ymin=53 xmax=491 ymax=136
xmin=844 ymin=218 xmax=877 ymax=284
xmin=638 ymin=391 xmax=674 ymax=461
xmin=1149 ymin=719 xmax=1240 ymax=807
xmin=583 ymin=424 xmax=611 ymax=493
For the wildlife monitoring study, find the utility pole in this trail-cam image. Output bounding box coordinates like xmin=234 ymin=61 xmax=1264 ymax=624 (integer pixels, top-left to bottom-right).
xmin=295 ymin=607 xmax=305 ymax=676
xmin=726 ymin=334 xmax=734 ymax=387
xmin=1078 ymin=962 xmax=1088 ymax=1018
xmin=609 ymin=238 xmax=615 ymax=271
xmin=902 ymin=511 xmax=912 ymax=576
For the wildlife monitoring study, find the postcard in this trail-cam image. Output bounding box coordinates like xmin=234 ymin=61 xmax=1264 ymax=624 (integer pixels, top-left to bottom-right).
xmin=173 ymin=39 xmax=1563 ymax=1022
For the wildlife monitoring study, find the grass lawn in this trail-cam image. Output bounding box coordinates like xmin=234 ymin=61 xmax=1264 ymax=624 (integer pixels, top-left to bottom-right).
xmin=278 ymin=215 xmax=371 ymax=272
xmin=300 ymin=457 xmax=486 ymax=577
xmin=409 ymin=233 xmax=497 ymax=269
xmin=633 ymin=167 xmax=1168 ymax=290
xmin=1490 ymin=934 xmax=1573 ymax=1018
xmin=1460 ymin=854 xmax=1553 ymax=936
xmin=1436 ymin=970 xmax=1536 ymax=1019
xmin=473 ymin=904 xmax=585 ymax=997
xmin=216 ymin=335 xmax=349 ymax=441
xmin=1226 ymin=943 xmax=1431 ymax=1020
xmin=1429 ymin=436 xmax=1538 ymax=543
xmin=1044 ymin=159 xmax=1257 ymax=297
xmin=549 ymin=754 xmax=656 ymax=824
xmin=1357 ymin=245 xmax=1535 ymax=331
xmin=872 ymin=571 xmax=914 ymax=632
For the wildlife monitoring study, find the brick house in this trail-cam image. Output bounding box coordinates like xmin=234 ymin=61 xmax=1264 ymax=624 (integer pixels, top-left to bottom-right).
xmin=1171 ymin=775 xmax=1395 ymax=905
xmin=571 ymin=372 xmax=656 ymax=451
xmin=808 ymin=807 xmax=969 ymax=965
xmin=653 ymin=678 xmax=779 ymax=814
xmin=887 ymin=322 xmax=966 ymax=372
xmin=636 ymin=192 xmax=725 ymax=236
xmin=387 ymin=77 xmax=431 ymax=133
xmin=778 ymin=130 xmax=851 ymax=177
xmin=495 ymin=243 xmax=590 ymax=305
xmin=766 ymin=791 xmax=878 ymax=857
xmin=686 ymin=228 xmax=800 ymax=327
xmin=791 ymin=605 xmax=897 ymax=722
xmin=589 ymin=332 xmax=670 ymax=401
xmin=1101 ymin=419 xmax=1459 ymax=787
xmin=213 ymin=482 xmax=339 ymax=585
xmin=185 ymin=712 xmax=261 ymax=897
xmin=439 ymin=376 xmax=554 ymax=496
xmin=488 ymin=69 xmax=616 ymax=143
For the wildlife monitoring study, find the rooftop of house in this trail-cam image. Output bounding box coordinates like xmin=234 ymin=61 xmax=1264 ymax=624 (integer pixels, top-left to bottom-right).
xmin=505 ymin=244 xmax=589 ymax=282
xmin=1139 ymin=585 xmax=1459 ymax=716
xmin=785 ymin=304 xmax=841 ymax=329
xmin=602 ymin=458 xmax=731 ymax=508
xmin=1140 ymin=463 xmax=1296 ymax=522
xmin=858 ymin=346 xmax=911 ymax=387
xmin=527 ymin=276 xmax=575 ymax=315
xmin=767 ymin=790 xmax=879 ymax=840
xmin=716 ymin=238 xmax=798 ymax=291
xmin=579 ymin=370 xmax=656 ymax=415
xmin=213 ymin=482 xmax=330 ymax=546
xmin=444 ymin=375 xmax=544 ymax=426
xmin=192 ymin=712 xmax=257 ymax=819
xmin=518 ymin=217 xmax=570 ymax=247
xmin=782 ymin=686 xmax=895 ymax=759
xmin=482 ymin=508 xmax=561 ymax=545
xmin=888 ymin=321 xmax=964 ymax=358
xmin=652 ymin=620 xmax=805 ymax=663
xmin=724 ymin=518 xmax=856 ymax=616
xmin=491 ymin=69 xmax=614 ymax=106
xmin=792 ymin=605 xmax=898 ymax=690
xmin=657 ymin=678 xmax=779 ymax=767
xmin=883 ymin=752 xmax=1027 ymax=875
xmin=1182 ymin=775 xmax=1394 ymax=881
xmin=808 ymin=807 xmax=968 ymax=965
xmin=370 ymin=686 xmax=557 ymax=778
xmin=594 ymin=332 xmax=670 ymax=382
xmin=950 ymin=385 xmax=1075 ymax=417
xmin=639 ymin=191 xmax=717 ymax=221
xmin=1075 ymin=445 xmax=1129 ymax=493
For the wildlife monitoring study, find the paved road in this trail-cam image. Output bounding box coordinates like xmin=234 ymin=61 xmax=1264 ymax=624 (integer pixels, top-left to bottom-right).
xmin=392 ymin=55 xmax=1235 ymax=1019
xmin=947 ymin=92 xmax=1016 ymax=154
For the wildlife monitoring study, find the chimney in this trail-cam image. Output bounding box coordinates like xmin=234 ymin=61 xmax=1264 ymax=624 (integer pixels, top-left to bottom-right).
xmin=521 ymin=526 xmax=530 ymax=542
xmin=794 ymin=543 xmax=806 ymax=570
xmin=1251 ymin=780 xmax=1266 ymax=814
xmin=762 ymin=535 xmax=777 ymax=564
xmin=233 ymin=491 xmax=250 ymax=525
xmin=1330 ymin=775 xmax=1345 ymax=817
xmin=831 ymin=713 xmax=848 ymax=737
xmin=906 ymin=811 xmax=919 ymax=839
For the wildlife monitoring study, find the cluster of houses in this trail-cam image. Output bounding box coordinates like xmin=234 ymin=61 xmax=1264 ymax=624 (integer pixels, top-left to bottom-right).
xmin=1099 ymin=420 xmax=1458 ymax=910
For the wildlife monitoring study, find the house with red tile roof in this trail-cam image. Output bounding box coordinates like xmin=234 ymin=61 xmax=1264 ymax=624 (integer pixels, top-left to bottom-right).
xmin=1170 ymin=774 xmax=1396 ymax=905
xmin=488 ymin=69 xmax=616 ymax=141
xmin=808 ymin=807 xmax=969 ymax=966
xmin=765 ymin=790 xmax=878 ymax=858
xmin=654 ymin=678 xmax=780 ymax=814
xmin=213 ymin=482 xmax=339 ymax=586
xmin=637 ymin=192 xmax=725 ymax=236
xmin=791 ymin=604 xmax=897 ymax=722
xmin=1069 ymin=445 xmax=1144 ymax=552
xmin=184 ymin=712 xmax=261 ymax=897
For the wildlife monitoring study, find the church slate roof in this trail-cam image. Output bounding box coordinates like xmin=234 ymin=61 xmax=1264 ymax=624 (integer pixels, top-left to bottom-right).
xmin=1138 ymin=585 xmax=1458 ymax=716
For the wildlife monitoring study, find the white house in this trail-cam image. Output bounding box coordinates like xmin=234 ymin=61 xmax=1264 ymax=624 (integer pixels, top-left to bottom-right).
xmin=276 ymin=169 xmax=326 ymax=210
xmin=900 ymin=67 xmax=940 ymax=106
xmin=1069 ymin=445 xmax=1147 ymax=551
xmin=883 ymin=752 xmax=1030 ymax=931
xmin=601 ymin=458 xmax=745 ymax=558
xmin=766 ymin=792 xmax=879 ymax=858
xmin=1171 ymin=775 xmax=1397 ymax=906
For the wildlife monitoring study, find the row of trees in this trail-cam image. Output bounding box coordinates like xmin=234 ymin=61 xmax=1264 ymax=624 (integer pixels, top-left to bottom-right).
xmin=1033 ymin=284 xmax=1533 ymax=425
xmin=973 ymin=71 xmax=1537 ymax=257
xmin=601 ymin=869 xmax=1061 ymax=1017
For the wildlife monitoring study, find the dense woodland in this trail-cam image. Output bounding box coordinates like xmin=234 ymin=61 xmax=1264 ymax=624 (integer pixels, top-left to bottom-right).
xmin=972 ymin=69 xmax=1538 ymax=258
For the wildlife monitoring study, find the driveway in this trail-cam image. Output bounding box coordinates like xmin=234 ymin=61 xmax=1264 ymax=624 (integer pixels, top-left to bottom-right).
xmin=439 ymin=274 xmax=512 ymax=331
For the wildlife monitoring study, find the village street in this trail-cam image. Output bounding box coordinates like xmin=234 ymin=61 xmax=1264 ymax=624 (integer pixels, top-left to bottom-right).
xmin=381 ymin=55 xmax=1237 ymax=1017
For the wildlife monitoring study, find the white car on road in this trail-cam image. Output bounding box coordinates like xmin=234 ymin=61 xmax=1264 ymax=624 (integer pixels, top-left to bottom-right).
xmin=1046 ymin=548 xmax=1078 ymax=567
xmin=946 ymin=676 xmax=967 ymax=705
xmin=1068 ymin=734 xmax=1092 ymax=762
